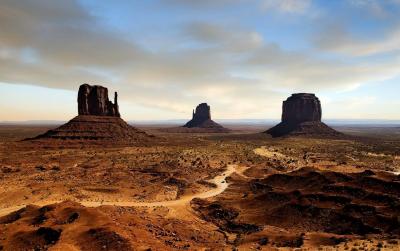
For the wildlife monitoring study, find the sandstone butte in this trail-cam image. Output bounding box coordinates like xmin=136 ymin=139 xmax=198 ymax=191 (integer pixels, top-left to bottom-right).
xmin=183 ymin=103 xmax=230 ymax=133
xmin=28 ymin=84 xmax=152 ymax=142
xmin=266 ymin=93 xmax=341 ymax=137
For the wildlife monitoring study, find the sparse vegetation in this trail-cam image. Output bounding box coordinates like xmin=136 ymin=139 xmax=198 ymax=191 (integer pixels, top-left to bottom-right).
xmin=0 ymin=125 xmax=399 ymax=250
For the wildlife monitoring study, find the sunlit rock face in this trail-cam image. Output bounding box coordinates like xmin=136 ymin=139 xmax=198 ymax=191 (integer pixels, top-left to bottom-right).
xmin=78 ymin=84 xmax=120 ymax=117
xmin=266 ymin=93 xmax=340 ymax=138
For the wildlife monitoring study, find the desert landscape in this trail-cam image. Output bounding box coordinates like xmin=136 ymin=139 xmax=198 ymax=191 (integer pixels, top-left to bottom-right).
xmin=1 ymin=1 xmax=400 ymax=250
xmin=0 ymin=85 xmax=399 ymax=251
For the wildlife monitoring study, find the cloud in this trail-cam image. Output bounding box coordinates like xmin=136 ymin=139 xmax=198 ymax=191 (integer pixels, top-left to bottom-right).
xmin=309 ymin=1 xmax=400 ymax=58
xmin=164 ymin=0 xmax=244 ymax=8
xmin=261 ymin=0 xmax=312 ymax=13
xmin=245 ymin=43 xmax=400 ymax=92
xmin=322 ymin=95 xmax=400 ymax=120
xmin=313 ymin=23 xmax=400 ymax=56
xmin=164 ymin=0 xmax=313 ymax=14
xmin=0 ymin=0 xmax=144 ymax=68
xmin=349 ymin=0 xmax=400 ymax=17
xmin=0 ymin=0 xmax=399 ymax=119
xmin=183 ymin=22 xmax=264 ymax=52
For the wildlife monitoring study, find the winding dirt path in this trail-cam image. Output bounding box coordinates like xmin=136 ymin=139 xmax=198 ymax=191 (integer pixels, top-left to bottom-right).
xmin=0 ymin=164 xmax=248 ymax=217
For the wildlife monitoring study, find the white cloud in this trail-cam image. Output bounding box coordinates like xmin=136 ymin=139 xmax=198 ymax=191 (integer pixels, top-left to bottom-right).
xmin=0 ymin=0 xmax=399 ymax=120
xmin=349 ymin=0 xmax=400 ymax=17
xmin=322 ymin=95 xmax=400 ymax=120
xmin=261 ymin=0 xmax=312 ymax=13
xmin=184 ymin=22 xmax=264 ymax=52
xmin=314 ymin=24 xmax=400 ymax=56
xmin=164 ymin=0 xmax=245 ymax=8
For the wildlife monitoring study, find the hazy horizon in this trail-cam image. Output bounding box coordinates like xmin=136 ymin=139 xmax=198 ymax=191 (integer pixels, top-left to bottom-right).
xmin=1 ymin=0 xmax=400 ymax=121
xmin=2 ymin=118 xmax=400 ymax=127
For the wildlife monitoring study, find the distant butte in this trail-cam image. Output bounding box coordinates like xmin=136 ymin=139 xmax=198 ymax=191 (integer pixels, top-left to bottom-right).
xmin=28 ymin=84 xmax=152 ymax=142
xmin=181 ymin=103 xmax=230 ymax=133
xmin=266 ymin=93 xmax=341 ymax=137
xmin=184 ymin=103 xmax=212 ymax=128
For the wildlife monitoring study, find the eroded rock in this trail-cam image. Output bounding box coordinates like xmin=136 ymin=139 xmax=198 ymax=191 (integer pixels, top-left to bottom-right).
xmin=266 ymin=93 xmax=341 ymax=137
xmin=78 ymin=84 xmax=120 ymax=117
xmin=182 ymin=103 xmax=229 ymax=132
xmin=27 ymin=84 xmax=153 ymax=142
xmin=184 ymin=103 xmax=211 ymax=128
xmin=282 ymin=93 xmax=321 ymax=124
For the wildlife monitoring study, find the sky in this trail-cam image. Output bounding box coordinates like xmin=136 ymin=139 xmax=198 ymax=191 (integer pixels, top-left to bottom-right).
xmin=0 ymin=0 xmax=400 ymax=121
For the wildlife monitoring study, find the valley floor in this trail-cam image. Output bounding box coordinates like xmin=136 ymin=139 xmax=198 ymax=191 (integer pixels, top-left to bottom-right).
xmin=0 ymin=125 xmax=399 ymax=250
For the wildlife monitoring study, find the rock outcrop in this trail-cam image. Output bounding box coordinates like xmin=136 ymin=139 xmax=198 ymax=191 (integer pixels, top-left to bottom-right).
xmin=78 ymin=84 xmax=120 ymax=117
xmin=282 ymin=93 xmax=321 ymax=124
xmin=165 ymin=103 xmax=230 ymax=133
xmin=184 ymin=103 xmax=211 ymax=128
xmin=29 ymin=84 xmax=152 ymax=142
xmin=32 ymin=116 xmax=150 ymax=141
xmin=266 ymin=93 xmax=340 ymax=137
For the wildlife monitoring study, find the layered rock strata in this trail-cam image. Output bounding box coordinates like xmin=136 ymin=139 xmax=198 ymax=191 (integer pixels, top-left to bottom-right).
xmin=266 ymin=93 xmax=340 ymax=137
xmin=29 ymin=84 xmax=151 ymax=142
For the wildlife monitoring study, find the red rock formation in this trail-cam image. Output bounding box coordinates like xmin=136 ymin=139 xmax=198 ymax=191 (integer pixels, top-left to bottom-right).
xmin=182 ymin=103 xmax=229 ymax=132
xmin=266 ymin=93 xmax=340 ymax=137
xmin=31 ymin=115 xmax=151 ymax=141
xmin=184 ymin=103 xmax=211 ymax=128
xmin=282 ymin=93 xmax=321 ymax=124
xmin=78 ymin=84 xmax=120 ymax=117
xmin=28 ymin=84 xmax=152 ymax=142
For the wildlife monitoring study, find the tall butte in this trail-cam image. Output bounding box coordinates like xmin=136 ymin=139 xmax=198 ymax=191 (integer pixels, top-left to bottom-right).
xmin=77 ymin=84 xmax=120 ymax=117
xmin=266 ymin=93 xmax=341 ymax=137
xmin=29 ymin=84 xmax=151 ymax=142
xmin=182 ymin=103 xmax=229 ymax=132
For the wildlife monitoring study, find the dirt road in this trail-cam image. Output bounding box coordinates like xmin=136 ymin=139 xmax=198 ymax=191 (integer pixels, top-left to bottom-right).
xmin=0 ymin=164 xmax=248 ymax=217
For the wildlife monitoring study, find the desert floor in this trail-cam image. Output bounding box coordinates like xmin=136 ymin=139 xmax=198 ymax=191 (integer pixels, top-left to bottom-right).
xmin=0 ymin=124 xmax=399 ymax=250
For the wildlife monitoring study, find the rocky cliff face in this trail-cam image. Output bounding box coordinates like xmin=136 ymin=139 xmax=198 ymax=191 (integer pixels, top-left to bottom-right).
xmin=78 ymin=84 xmax=120 ymax=117
xmin=27 ymin=83 xmax=154 ymax=142
xmin=181 ymin=103 xmax=229 ymax=132
xmin=282 ymin=93 xmax=322 ymax=125
xmin=184 ymin=103 xmax=211 ymax=127
xmin=266 ymin=93 xmax=340 ymax=137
